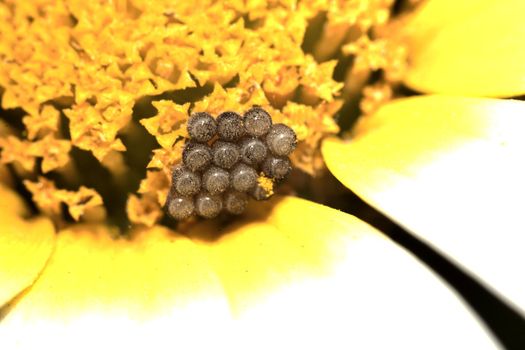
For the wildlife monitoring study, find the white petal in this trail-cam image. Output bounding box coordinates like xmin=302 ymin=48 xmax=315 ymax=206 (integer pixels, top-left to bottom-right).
xmin=323 ymin=96 xmax=525 ymax=315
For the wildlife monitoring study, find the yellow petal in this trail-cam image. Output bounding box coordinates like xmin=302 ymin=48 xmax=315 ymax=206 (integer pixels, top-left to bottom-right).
xmin=400 ymin=0 xmax=525 ymax=97
xmin=189 ymin=197 xmax=495 ymax=349
xmin=323 ymin=95 xmax=525 ymax=314
xmin=0 ymin=197 xmax=496 ymax=348
xmin=0 ymin=185 xmax=55 ymax=306
xmin=0 ymin=224 xmax=233 ymax=348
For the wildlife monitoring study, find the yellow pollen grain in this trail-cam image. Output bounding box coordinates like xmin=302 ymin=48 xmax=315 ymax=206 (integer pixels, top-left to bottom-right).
xmin=257 ymin=175 xmax=275 ymax=198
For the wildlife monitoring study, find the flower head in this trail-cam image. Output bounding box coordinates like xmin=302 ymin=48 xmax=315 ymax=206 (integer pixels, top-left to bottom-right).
xmin=1 ymin=0 xmax=524 ymax=348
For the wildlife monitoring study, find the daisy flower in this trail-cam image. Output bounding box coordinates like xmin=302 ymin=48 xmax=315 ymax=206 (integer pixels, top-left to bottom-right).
xmin=0 ymin=0 xmax=523 ymax=348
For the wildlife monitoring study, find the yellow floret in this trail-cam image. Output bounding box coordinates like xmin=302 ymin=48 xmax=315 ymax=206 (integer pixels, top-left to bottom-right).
xmin=0 ymin=0 xmax=403 ymax=226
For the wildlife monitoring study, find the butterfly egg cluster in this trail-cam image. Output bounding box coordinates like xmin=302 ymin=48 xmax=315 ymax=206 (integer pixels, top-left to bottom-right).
xmin=166 ymin=107 xmax=297 ymax=220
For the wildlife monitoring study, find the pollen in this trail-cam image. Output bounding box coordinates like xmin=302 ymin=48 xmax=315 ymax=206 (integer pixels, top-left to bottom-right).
xmin=252 ymin=175 xmax=275 ymax=201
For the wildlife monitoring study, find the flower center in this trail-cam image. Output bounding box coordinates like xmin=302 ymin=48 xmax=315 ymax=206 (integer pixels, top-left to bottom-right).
xmin=0 ymin=1 xmax=413 ymax=231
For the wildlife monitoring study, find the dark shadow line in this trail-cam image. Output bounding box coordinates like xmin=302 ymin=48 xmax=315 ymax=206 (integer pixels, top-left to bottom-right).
xmin=353 ymin=197 xmax=525 ymax=349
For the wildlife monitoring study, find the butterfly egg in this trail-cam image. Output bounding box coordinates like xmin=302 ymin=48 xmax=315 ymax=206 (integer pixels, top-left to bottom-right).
xmin=239 ymin=137 xmax=268 ymax=166
xmin=217 ymin=111 xmax=245 ymax=141
xmin=195 ymin=192 xmax=223 ymax=219
xmin=265 ymin=124 xmax=297 ymax=157
xmin=224 ymin=191 xmax=248 ymax=215
xmin=167 ymin=195 xmax=195 ymax=220
xmin=202 ymin=166 xmax=230 ymax=195
xmin=183 ymin=142 xmax=212 ymax=172
xmin=172 ymin=167 xmax=201 ymax=196
xmin=243 ymin=107 xmax=272 ymax=137
xmin=212 ymin=141 xmax=240 ymax=169
xmin=230 ymin=163 xmax=258 ymax=192
xmin=168 ymin=106 xmax=298 ymax=220
xmin=262 ymin=155 xmax=291 ymax=180
xmin=187 ymin=112 xmax=217 ymax=142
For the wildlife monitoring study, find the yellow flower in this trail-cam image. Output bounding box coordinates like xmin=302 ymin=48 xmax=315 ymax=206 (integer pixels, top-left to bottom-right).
xmin=0 ymin=0 xmax=523 ymax=348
